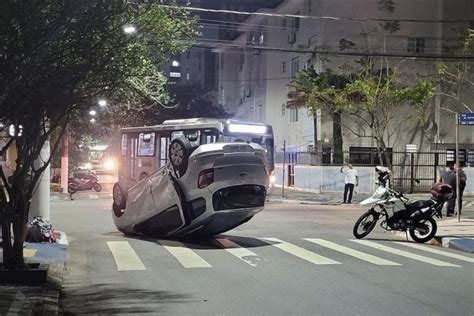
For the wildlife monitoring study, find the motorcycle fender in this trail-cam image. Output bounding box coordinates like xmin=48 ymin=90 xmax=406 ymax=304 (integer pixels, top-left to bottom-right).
xmin=360 ymin=197 xmax=383 ymax=206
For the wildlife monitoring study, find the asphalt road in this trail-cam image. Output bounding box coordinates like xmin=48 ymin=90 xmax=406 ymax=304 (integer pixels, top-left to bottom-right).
xmin=52 ymin=195 xmax=474 ymax=315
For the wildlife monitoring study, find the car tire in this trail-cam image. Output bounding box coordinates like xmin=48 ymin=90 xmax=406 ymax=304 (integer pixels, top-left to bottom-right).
xmin=113 ymin=183 xmax=127 ymax=210
xmin=169 ymin=137 xmax=191 ymax=177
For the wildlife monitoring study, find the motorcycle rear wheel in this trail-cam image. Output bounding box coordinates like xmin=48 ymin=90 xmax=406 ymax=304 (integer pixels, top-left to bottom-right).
xmin=409 ymin=217 xmax=437 ymax=243
xmin=353 ymin=210 xmax=378 ymax=239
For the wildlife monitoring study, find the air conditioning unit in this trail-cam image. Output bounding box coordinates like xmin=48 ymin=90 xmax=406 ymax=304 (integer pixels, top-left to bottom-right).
xmin=288 ymin=32 xmax=296 ymax=44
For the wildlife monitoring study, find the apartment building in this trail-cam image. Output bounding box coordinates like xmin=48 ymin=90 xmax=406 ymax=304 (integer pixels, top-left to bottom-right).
xmin=218 ymin=0 xmax=474 ymax=163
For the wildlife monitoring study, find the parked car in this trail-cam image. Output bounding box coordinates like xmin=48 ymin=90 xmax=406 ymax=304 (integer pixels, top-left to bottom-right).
xmin=112 ymin=138 xmax=269 ymax=238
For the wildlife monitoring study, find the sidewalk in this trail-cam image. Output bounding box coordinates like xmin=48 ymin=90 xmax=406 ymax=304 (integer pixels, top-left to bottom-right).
xmin=268 ymin=186 xmax=474 ymax=253
xmin=0 ymin=232 xmax=68 ymax=315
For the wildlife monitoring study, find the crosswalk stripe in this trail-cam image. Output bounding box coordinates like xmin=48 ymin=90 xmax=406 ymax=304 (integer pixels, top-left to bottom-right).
xmin=215 ymin=238 xmax=260 ymax=267
xmin=262 ymin=238 xmax=340 ymax=265
xmin=107 ymin=241 xmax=146 ymax=271
xmin=394 ymin=242 xmax=474 ymax=263
xmin=88 ymin=194 xmax=99 ymax=199
xmin=304 ymin=238 xmax=401 ymax=266
xmin=159 ymin=240 xmax=212 ymax=268
xmin=351 ymin=240 xmax=461 ymax=267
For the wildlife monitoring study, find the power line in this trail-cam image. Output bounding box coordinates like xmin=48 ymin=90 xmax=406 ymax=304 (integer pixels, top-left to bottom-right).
xmin=192 ymin=41 xmax=474 ymax=60
xmin=162 ymin=4 xmax=474 ymax=24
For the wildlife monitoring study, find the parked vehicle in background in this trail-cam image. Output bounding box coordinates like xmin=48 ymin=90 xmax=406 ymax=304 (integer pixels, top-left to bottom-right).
xmin=112 ymin=118 xmax=274 ymax=238
xmin=68 ymin=169 xmax=101 ymax=194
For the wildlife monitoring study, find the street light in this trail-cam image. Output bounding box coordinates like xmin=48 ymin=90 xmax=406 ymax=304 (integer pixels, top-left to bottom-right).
xmin=123 ymin=24 xmax=137 ymax=35
xmin=90 ymin=118 xmax=96 ymax=123
xmin=98 ymin=99 xmax=107 ymax=107
xmin=89 ymin=110 xmax=97 ymax=116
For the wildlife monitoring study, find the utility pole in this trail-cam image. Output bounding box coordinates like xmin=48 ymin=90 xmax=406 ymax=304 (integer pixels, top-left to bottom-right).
xmin=60 ymin=133 xmax=69 ymax=194
xmin=30 ymin=140 xmax=51 ymax=220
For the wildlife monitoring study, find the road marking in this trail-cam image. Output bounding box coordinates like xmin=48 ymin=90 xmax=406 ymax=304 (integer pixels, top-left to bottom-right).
xmin=23 ymin=248 xmax=37 ymax=258
xmin=304 ymin=238 xmax=401 ymax=266
xmin=159 ymin=240 xmax=212 ymax=268
xmin=107 ymin=241 xmax=146 ymax=271
xmin=215 ymin=238 xmax=260 ymax=267
xmin=88 ymin=194 xmax=99 ymax=200
xmin=262 ymin=238 xmax=340 ymax=265
xmin=351 ymin=240 xmax=461 ymax=267
xmin=394 ymin=242 xmax=474 ymax=263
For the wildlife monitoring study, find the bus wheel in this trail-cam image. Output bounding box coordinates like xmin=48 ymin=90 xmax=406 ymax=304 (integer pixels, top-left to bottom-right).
xmin=113 ymin=183 xmax=127 ymax=210
xmin=169 ymin=137 xmax=191 ymax=177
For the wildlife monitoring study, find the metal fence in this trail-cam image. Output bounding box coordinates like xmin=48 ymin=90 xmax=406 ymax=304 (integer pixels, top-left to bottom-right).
xmin=275 ymin=150 xmax=471 ymax=193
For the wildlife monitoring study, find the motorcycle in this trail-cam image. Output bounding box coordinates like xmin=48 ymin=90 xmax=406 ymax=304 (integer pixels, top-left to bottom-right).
xmin=68 ymin=172 xmax=101 ymax=194
xmin=352 ymin=166 xmax=453 ymax=243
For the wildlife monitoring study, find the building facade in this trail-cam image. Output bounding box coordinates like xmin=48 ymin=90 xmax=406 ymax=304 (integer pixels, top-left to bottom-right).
xmin=218 ymin=0 xmax=474 ymax=165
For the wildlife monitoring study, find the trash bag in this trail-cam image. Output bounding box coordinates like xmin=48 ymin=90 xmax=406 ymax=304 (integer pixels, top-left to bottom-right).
xmin=26 ymin=216 xmax=57 ymax=243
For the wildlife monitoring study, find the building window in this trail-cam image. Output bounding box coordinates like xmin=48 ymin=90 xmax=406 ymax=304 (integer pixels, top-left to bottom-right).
xmin=407 ymin=37 xmax=425 ymax=53
xmin=281 ymin=104 xmax=286 ymax=116
xmin=349 ymin=147 xmax=393 ymax=165
xmin=281 ymin=61 xmax=286 ymax=73
xmin=446 ymin=149 xmax=467 ymax=166
xmin=290 ymin=57 xmax=300 ymax=77
xmin=289 ymin=108 xmax=298 ymax=122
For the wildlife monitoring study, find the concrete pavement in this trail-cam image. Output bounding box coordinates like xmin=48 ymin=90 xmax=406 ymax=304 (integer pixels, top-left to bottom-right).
xmin=0 ymin=232 xmax=68 ymax=315
xmin=269 ymin=185 xmax=474 ymax=253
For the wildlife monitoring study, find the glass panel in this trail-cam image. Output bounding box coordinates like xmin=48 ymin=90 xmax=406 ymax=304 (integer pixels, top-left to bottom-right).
xmin=138 ymin=133 xmax=155 ymax=156
xmin=121 ymin=134 xmax=128 ymax=156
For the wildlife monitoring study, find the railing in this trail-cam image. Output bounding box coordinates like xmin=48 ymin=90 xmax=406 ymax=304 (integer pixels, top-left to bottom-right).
xmin=275 ymin=150 xmax=472 ymax=193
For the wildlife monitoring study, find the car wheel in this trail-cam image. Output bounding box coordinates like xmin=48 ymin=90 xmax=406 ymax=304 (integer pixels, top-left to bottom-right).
xmin=169 ymin=137 xmax=191 ymax=177
xmin=113 ymin=183 xmax=127 ymax=210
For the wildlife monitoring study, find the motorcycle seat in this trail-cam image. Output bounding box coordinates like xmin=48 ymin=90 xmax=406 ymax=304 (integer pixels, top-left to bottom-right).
xmin=406 ymin=199 xmax=435 ymax=211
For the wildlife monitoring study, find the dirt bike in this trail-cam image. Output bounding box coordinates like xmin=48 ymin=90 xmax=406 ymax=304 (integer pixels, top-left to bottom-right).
xmin=352 ymin=166 xmax=453 ymax=243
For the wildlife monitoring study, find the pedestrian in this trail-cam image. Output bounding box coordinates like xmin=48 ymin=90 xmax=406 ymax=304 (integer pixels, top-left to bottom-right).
xmin=456 ymin=164 xmax=467 ymax=214
xmin=340 ymin=163 xmax=359 ymax=204
xmin=440 ymin=165 xmax=456 ymax=217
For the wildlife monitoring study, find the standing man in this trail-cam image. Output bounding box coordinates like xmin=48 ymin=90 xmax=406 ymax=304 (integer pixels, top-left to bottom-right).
xmin=456 ymin=164 xmax=467 ymax=214
xmin=440 ymin=166 xmax=457 ymax=217
xmin=340 ymin=163 xmax=359 ymax=204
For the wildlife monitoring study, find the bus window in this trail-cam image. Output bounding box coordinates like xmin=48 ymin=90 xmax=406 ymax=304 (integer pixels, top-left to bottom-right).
xmin=121 ymin=134 xmax=128 ymax=156
xmin=159 ymin=137 xmax=168 ymax=168
xmin=138 ymin=133 xmax=155 ymax=156
xmin=201 ymin=129 xmax=219 ymax=144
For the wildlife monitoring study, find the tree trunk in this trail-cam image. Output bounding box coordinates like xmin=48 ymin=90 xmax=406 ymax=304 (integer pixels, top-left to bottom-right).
xmin=332 ymin=111 xmax=343 ymax=164
xmin=1 ymin=220 xmax=13 ymax=269
xmin=12 ymin=217 xmax=26 ymax=269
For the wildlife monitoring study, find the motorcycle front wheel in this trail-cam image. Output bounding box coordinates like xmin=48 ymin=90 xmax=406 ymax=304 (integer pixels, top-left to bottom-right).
xmin=93 ymin=183 xmax=102 ymax=192
xmin=353 ymin=210 xmax=378 ymax=239
xmin=409 ymin=217 xmax=437 ymax=243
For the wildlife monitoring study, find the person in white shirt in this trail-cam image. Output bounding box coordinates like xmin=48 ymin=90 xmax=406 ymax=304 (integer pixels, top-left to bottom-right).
xmin=340 ymin=163 xmax=359 ymax=203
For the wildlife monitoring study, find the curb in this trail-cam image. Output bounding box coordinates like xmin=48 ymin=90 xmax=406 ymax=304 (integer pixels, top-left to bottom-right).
xmin=441 ymin=237 xmax=474 ymax=253
xmin=267 ymin=197 xmax=363 ymax=206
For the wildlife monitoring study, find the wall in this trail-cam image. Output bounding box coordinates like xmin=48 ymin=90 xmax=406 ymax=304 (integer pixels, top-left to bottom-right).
xmin=275 ymin=164 xmax=474 ymax=195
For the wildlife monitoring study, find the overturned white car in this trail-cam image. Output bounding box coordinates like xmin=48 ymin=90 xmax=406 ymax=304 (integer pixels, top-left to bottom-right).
xmin=112 ymin=119 xmax=274 ymax=238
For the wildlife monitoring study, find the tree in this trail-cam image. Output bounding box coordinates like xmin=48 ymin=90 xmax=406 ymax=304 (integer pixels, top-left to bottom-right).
xmin=437 ymin=28 xmax=474 ymax=114
xmin=0 ymin=0 xmax=196 ymax=270
xmin=343 ymin=64 xmax=435 ymax=167
xmin=288 ymin=68 xmax=353 ymax=164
